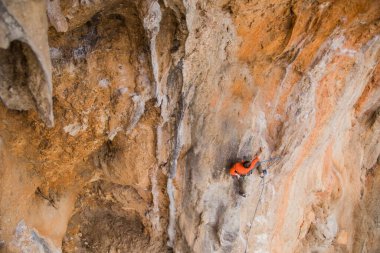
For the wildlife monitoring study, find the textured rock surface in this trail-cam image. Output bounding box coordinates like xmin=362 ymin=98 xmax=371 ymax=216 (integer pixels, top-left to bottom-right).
xmin=0 ymin=0 xmax=54 ymax=127
xmin=0 ymin=0 xmax=379 ymax=252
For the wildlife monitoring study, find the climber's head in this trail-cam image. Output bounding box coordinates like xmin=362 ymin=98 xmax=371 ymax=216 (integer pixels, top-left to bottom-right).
xmin=243 ymin=161 xmax=251 ymax=168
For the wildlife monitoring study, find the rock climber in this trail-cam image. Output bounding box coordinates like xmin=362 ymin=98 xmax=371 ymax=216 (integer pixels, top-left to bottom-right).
xmin=229 ymin=149 xmax=267 ymax=197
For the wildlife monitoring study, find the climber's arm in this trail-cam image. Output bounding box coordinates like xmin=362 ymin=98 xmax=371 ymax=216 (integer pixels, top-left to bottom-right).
xmin=248 ymin=156 xmax=260 ymax=170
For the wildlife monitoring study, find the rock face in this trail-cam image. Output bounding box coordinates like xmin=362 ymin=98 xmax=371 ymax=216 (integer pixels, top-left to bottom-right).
xmin=0 ymin=0 xmax=379 ymax=252
xmin=0 ymin=0 xmax=54 ymax=127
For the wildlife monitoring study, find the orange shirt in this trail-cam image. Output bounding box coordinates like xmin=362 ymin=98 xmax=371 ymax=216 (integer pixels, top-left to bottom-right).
xmin=229 ymin=157 xmax=260 ymax=176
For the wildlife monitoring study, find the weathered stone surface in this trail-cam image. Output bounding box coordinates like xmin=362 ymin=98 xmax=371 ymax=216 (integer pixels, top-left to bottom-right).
xmin=0 ymin=0 xmax=53 ymax=127
xmin=47 ymin=0 xmax=68 ymax=33
xmin=0 ymin=0 xmax=379 ymax=253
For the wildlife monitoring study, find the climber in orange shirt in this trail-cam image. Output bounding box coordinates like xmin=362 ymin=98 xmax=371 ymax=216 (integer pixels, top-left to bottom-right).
xmin=229 ymin=148 xmax=266 ymax=197
xmin=229 ymin=156 xmax=265 ymax=178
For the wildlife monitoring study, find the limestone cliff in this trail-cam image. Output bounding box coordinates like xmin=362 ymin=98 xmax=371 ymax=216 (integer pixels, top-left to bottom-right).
xmin=0 ymin=0 xmax=379 ymax=252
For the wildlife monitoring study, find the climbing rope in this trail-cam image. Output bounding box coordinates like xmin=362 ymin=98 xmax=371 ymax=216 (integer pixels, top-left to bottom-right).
xmin=251 ymin=176 xmax=265 ymax=225
xmin=258 ymin=156 xmax=281 ymax=173
xmin=258 ymin=156 xmax=281 ymax=164
xmin=244 ymin=176 xmax=265 ymax=253
xmin=243 ymin=158 xmax=280 ymax=253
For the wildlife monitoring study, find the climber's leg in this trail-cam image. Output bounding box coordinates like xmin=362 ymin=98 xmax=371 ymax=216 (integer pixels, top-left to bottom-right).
xmin=238 ymin=176 xmax=247 ymax=197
